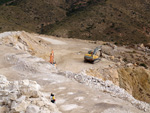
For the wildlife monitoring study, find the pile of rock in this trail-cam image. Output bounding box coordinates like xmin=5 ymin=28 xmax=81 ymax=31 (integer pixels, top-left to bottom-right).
xmin=137 ymin=43 xmax=150 ymax=54
xmin=0 ymin=31 xmax=29 ymax=51
xmin=104 ymin=42 xmax=118 ymax=50
xmin=5 ymin=53 xmax=57 ymax=74
xmin=0 ymin=75 xmax=61 ymax=113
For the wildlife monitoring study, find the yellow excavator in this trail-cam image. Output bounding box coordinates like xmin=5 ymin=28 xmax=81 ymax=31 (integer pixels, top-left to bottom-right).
xmin=84 ymin=46 xmax=102 ymax=64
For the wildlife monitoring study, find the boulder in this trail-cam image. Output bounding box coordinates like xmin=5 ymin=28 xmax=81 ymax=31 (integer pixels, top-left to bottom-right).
xmin=0 ymin=75 xmax=8 ymax=84
xmin=2 ymin=97 xmax=10 ymax=105
xmin=16 ymin=95 xmax=26 ymax=102
xmin=29 ymin=81 xmax=41 ymax=91
xmin=11 ymin=101 xmax=17 ymax=109
xmin=20 ymin=80 xmax=41 ymax=98
xmin=140 ymin=43 xmax=145 ymax=48
xmin=0 ymin=75 xmax=9 ymax=88
xmin=11 ymin=81 xmax=19 ymax=91
xmin=0 ymin=106 xmax=7 ymax=113
xmin=26 ymin=105 xmax=40 ymax=113
xmin=20 ymin=80 xmax=29 ymax=86
xmin=0 ymin=90 xmax=9 ymax=96
xmin=13 ymin=100 xmax=29 ymax=112
xmin=20 ymin=88 xmax=40 ymax=98
xmin=8 ymin=92 xmax=18 ymax=100
xmin=126 ymin=63 xmax=133 ymax=67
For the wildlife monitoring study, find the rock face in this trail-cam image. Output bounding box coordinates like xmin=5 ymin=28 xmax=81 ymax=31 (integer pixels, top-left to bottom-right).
xmin=118 ymin=67 xmax=150 ymax=103
xmin=86 ymin=65 xmax=150 ymax=104
xmin=86 ymin=67 xmax=119 ymax=86
xmin=0 ymin=74 xmax=61 ymax=113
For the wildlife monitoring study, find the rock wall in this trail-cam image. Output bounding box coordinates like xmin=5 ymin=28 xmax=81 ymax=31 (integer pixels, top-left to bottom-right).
xmin=118 ymin=67 xmax=150 ymax=103
xmin=0 ymin=74 xmax=61 ymax=113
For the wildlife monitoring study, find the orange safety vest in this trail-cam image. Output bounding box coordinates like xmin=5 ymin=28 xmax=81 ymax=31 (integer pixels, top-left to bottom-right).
xmin=50 ymin=50 xmax=54 ymax=64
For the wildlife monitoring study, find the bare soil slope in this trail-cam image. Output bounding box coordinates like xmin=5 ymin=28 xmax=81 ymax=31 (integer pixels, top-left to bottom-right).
xmin=118 ymin=67 xmax=150 ymax=103
xmin=0 ymin=40 xmax=146 ymax=113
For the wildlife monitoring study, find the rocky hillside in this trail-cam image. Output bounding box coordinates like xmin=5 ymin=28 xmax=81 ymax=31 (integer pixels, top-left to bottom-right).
xmin=0 ymin=0 xmax=67 ymax=32
xmin=44 ymin=0 xmax=150 ymax=45
xmin=0 ymin=0 xmax=150 ymax=45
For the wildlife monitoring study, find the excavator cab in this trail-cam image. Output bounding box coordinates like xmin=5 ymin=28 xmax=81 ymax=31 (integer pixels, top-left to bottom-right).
xmin=84 ymin=46 xmax=102 ymax=64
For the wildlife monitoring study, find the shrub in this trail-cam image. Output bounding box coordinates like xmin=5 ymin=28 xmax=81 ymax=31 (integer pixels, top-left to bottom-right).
xmin=139 ymin=63 xmax=148 ymax=68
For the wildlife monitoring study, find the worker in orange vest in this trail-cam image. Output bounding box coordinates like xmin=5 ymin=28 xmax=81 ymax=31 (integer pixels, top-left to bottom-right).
xmin=50 ymin=49 xmax=54 ymax=64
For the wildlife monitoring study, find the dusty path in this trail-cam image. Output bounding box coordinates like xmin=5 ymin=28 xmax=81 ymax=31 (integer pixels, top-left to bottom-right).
xmin=37 ymin=36 xmax=67 ymax=45
xmin=34 ymin=33 xmax=116 ymax=73
xmin=0 ymin=31 xmax=116 ymax=73
xmin=0 ymin=44 xmax=146 ymax=113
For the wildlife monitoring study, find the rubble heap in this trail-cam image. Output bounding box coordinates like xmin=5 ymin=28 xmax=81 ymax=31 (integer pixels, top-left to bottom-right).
xmin=0 ymin=74 xmax=61 ymax=113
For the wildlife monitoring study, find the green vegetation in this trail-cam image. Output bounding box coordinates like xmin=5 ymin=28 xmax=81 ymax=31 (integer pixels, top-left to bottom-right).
xmin=0 ymin=0 xmax=13 ymax=5
xmin=43 ymin=0 xmax=150 ymax=45
xmin=139 ymin=63 xmax=148 ymax=69
xmin=0 ymin=0 xmax=150 ymax=45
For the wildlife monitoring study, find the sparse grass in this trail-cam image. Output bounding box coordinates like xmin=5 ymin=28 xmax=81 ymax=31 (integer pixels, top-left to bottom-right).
xmin=43 ymin=0 xmax=150 ymax=45
xmin=0 ymin=0 xmax=150 ymax=45
xmin=0 ymin=0 xmax=67 ymax=33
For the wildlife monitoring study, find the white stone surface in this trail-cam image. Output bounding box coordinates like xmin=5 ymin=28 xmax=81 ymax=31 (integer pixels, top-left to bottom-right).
xmin=26 ymin=105 xmax=40 ymax=113
xmin=74 ymin=97 xmax=84 ymax=101
xmin=60 ymin=104 xmax=80 ymax=111
xmin=0 ymin=75 xmax=61 ymax=113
